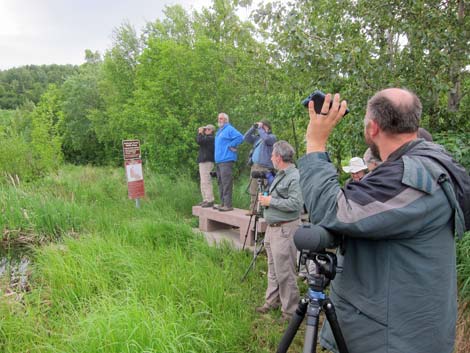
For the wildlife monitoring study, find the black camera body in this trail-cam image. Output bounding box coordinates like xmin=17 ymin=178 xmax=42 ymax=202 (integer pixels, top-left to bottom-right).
xmin=251 ymin=170 xmax=276 ymax=186
xmin=301 ymin=90 xmax=349 ymax=116
xmin=209 ymin=171 xmax=217 ymax=178
xmin=251 ymin=171 xmax=267 ymax=179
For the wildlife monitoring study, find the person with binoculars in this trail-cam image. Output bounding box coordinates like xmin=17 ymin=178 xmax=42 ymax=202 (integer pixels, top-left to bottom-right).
xmin=196 ymin=124 xmax=215 ymax=208
xmin=214 ymin=112 xmax=243 ymax=212
xmin=244 ymin=119 xmax=277 ymax=215
xmin=298 ymin=88 xmax=470 ymax=353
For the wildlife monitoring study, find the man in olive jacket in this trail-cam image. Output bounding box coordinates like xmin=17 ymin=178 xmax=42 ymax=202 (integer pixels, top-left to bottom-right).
xmin=257 ymin=141 xmax=303 ymax=322
xmin=299 ymin=88 xmax=470 ymax=353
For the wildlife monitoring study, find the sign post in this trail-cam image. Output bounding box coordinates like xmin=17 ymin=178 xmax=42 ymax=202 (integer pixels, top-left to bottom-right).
xmin=122 ymin=140 xmax=145 ymax=208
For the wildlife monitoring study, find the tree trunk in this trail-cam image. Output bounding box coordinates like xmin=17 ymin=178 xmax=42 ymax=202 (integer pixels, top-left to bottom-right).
xmin=447 ymin=0 xmax=465 ymax=112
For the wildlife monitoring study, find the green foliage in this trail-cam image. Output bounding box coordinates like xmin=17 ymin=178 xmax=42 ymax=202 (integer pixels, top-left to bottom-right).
xmin=0 ymin=65 xmax=78 ymax=109
xmin=0 ymin=135 xmax=35 ymax=182
xmin=0 ymin=109 xmax=36 ymax=181
xmin=457 ymin=232 xmax=470 ymax=301
xmin=1 ymin=0 xmax=469 ymax=177
xmin=30 ymin=85 xmax=63 ymax=176
xmin=433 ymin=131 xmax=470 ymax=170
xmin=60 ymin=61 xmax=107 ymax=164
xmin=254 ymin=0 xmax=470 ymax=166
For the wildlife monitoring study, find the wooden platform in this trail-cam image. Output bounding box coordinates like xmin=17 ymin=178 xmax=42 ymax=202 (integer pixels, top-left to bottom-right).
xmin=192 ymin=206 xmax=267 ymax=246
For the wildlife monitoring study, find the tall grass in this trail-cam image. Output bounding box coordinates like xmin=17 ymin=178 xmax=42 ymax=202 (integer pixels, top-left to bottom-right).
xmin=0 ymin=165 xmax=200 ymax=243
xmin=4 ymin=227 xmax=261 ymax=352
xmin=0 ymin=165 xmax=291 ymax=352
xmin=0 ymin=164 xmax=468 ymax=352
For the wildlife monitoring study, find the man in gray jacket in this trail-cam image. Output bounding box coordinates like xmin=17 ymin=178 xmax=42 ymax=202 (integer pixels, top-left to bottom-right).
xmin=256 ymin=140 xmax=304 ymax=323
xmin=299 ymin=88 xmax=470 ymax=353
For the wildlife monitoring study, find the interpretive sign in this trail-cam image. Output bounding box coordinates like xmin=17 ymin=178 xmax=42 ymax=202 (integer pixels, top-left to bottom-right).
xmin=122 ymin=139 xmax=141 ymax=160
xmin=125 ymin=160 xmax=145 ymax=199
xmin=122 ymin=139 xmax=145 ymax=205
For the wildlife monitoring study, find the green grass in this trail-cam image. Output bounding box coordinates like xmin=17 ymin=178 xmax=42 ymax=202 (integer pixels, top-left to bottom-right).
xmin=0 ymin=165 xmax=297 ymax=352
xmin=0 ymin=164 xmax=468 ymax=352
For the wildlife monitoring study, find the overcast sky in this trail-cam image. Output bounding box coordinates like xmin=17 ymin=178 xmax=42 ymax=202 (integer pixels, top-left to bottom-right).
xmin=0 ymin=0 xmax=242 ymax=70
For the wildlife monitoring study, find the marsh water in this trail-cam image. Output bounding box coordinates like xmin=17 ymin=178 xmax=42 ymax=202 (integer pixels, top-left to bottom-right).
xmin=0 ymin=246 xmax=31 ymax=293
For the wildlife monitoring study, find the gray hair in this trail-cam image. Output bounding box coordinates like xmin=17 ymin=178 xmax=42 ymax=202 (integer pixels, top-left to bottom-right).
xmin=219 ymin=112 xmax=229 ymax=123
xmin=273 ymin=140 xmax=295 ymax=163
xmin=363 ymin=147 xmax=381 ymax=164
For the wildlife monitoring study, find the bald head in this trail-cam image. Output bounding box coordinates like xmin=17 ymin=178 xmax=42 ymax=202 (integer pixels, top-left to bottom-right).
xmin=379 ymin=88 xmax=415 ymax=106
xmin=367 ymin=88 xmax=422 ymax=134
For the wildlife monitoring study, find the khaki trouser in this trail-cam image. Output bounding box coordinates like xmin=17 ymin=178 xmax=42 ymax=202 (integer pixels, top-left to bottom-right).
xmin=249 ymin=164 xmax=270 ymax=211
xmin=199 ymin=161 xmax=214 ymax=203
xmin=264 ymin=219 xmax=300 ymax=315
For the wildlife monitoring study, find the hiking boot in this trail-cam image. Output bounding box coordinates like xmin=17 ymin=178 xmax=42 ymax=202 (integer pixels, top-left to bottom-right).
xmin=218 ymin=206 xmax=233 ymax=212
xmin=255 ymin=304 xmax=278 ymax=314
xmin=278 ymin=313 xmax=292 ymax=324
xmin=197 ymin=201 xmax=205 ymax=206
xmin=213 ymin=204 xmax=222 ymax=210
xmin=201 ymin=201 xmax=214 ymax=208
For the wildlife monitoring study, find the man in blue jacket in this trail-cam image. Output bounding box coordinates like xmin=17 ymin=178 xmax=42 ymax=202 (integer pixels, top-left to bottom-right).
xmin=244 ymin=120 xmax=277 ymax=213
xmin=214 ymin=112 xmax=243 ymax=211
xmin=299 ymin=88 xmax=470 ymax=353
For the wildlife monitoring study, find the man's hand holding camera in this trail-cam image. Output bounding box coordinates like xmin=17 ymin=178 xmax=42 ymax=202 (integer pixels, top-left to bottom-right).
xmin=306 ymin=93 xmax=348 ymax=153
xmin=198 ymin=127 xmax=204 ymax=134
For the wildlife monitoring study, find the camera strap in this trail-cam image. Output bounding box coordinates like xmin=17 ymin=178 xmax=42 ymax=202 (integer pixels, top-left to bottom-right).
xmin=438 ymin=173 xmax=465 ymax=239
xmin=269 ymin=173 xmax=287 ymax=197
xmin=248 ymin=139 xmax=263 ymax=165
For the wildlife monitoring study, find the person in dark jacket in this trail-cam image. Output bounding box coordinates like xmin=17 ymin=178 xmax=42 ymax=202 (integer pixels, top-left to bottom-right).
xmin=244 ymin=119 xmax=277 ymax=213
xmin=196 ymin=124 xmax=215 ymax=207
xmin=299 ymin=88 xmax=470 ymax=353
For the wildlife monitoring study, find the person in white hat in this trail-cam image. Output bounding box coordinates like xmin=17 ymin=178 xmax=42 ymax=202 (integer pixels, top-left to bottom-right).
xmin=342 ymin=157 xmax=367 ymax=182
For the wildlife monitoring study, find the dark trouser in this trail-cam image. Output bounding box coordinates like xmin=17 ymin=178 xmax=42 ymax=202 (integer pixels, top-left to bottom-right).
xmin=216 ymin=162 xmax=234 ymax=208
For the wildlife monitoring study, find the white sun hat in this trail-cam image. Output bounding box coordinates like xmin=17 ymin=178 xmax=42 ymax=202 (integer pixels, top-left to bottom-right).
xmin=342 ymin=157 xmax=368 ymax=173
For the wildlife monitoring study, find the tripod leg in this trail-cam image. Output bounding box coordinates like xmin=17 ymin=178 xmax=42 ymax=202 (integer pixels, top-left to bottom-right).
xmin=240 ymin=241 xmax=264 ymax=282
xmin=323 ymin=299 xmax=349 ymax=353
xmin=242 ymin=213 xmax=254 ymax=250
xmin=252 ymin=216 xmax=260 ymax=267
xmin=303 ymin=300 xmax=321 ymax=353
xmin=242 ymin=179 xmax=261 ymax=250
xmin=276 ymin=299 xmax=308 ymax=353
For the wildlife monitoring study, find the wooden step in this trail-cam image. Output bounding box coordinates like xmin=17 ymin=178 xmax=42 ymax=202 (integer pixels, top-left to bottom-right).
xmin=192 ymin=206 xmax=267 ymax=246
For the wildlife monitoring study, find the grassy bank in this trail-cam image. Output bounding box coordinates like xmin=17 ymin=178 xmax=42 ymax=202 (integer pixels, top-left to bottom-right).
xmin=0 ymin=165 xmax=469 ymax=352
xmin=0 ymin=165 xmax=293 ymax=352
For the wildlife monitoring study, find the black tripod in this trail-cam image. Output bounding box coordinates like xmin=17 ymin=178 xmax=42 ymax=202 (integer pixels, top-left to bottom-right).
xmin=277 ymin=251 xmax=349 ymax=353
xmin=241 ymin=177 xmax=266 ymax=282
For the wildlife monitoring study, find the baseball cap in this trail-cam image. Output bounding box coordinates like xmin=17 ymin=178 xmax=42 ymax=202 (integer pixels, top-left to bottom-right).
xmin=203 ymin=124 xmax=215 ymax=131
